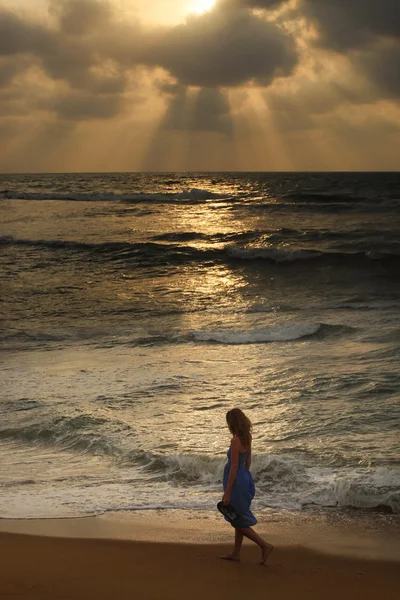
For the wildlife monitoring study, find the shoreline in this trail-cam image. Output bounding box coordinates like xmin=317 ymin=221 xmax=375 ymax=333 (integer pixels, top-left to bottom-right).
xmin=1 ymin=508 xmax=399 ymax=562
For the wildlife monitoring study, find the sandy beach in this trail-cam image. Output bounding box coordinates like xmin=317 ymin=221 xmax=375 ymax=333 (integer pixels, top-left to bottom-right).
xmin=0 ymin=512 xmax=399 ymax=600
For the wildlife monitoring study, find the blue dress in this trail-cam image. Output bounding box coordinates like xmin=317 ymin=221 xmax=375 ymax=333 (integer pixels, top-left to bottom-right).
xmin=222 ymin=448 xmax=257 ymax=528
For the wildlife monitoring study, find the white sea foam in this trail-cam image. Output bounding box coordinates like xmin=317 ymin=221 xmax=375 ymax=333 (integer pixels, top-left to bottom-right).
xmin=300 ymin=467 xmax=400 ymax=513
xmin=0 ymin=449 xmax=398 ymax=518
xmin=178 ymin=188 xmax=226 ymax=201
xmin=191 ymin=323 xmax=321 ymax=344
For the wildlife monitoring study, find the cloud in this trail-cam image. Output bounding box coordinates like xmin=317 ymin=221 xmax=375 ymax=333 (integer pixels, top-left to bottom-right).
xmin=0 ymin=8 xmax=97 ymax=88
xmin=141 ymin=5 xmax=298 ymax=87
xmin=0 ymin=0 xmax=300 ymax=135
xmin=0 ymin=11 xmax=53 ymax=57
xmin=50 ymin=0 xmax=112 ymax=36
xmin=223 ymin=0 xmax=288 ymax=9
xmin=355 ymin=41 xmax=400 ymax=100
xmin=0 ymin=0 xmax=399 ymax=171
xmin=0 ymin=2 xmax=135 ymax=125
xmin=0 ymin=56 xmax=29 ymax=88
xmin=0 ymin=2 xmax=137 ymax=90
xmin=301 ymin=0 xmax=400 ymax=51
xmin=297 ymin=1 xmax=400 ymax=100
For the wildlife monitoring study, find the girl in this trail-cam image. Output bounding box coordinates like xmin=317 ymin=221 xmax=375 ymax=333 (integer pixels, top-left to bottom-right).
xmin=220 ymin=408 xmax=273 ymax=565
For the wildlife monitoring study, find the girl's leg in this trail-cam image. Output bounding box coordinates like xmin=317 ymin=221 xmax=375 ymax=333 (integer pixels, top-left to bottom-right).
xmin=234 ymin=528 xmax=244 ymax=556
xmin=219 ymin=528 xmax=243 ymax=561
xmin=238 ymin=527 xmax=273 ymax=565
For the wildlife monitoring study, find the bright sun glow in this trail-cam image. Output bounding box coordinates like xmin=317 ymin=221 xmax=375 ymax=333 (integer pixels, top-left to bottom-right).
xmin=188 ymin=0 xmax=216 ymax=15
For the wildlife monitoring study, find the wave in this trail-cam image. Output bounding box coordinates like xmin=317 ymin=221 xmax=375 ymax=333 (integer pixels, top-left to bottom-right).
xmin=3 ymin=188 xmax=399 ymax=216
xmin=282 ymin=192 xmax=368 ymax=203
xmin=1 ymin=414 xmax=398 ymax=513
xmin=311 ymin=298 xmax=400 ymax=312
xmin=226 ymin=245 xmax=321 ymax=262
xmin=128 ymin=452 xmax=400 ymax=513
xmin=0 ymin=414 xmax=133 ymax=456
xmin=254 ymin=456 xmax=400 ymax=513
xmin=191 ymin=322 xmax=321 ymax=344
xmin=0 ymin=331 xmax=69 ymax=343
xmin=2 ymin=236 xmax=399 ymax=270
xmin=300 ymin=467 xmax=400 ymax=514
xmin=0 ymin=322 xmax=351 ymax=350
xmin=153 ymin=228 xmax=400 ymax=251
xmin=281 ymin=191 xmax=400 ymax=207
xmin=0 ymin=187 xmax=228 ymax=203
xmin=225 ymin=246 xmax=400 ymax=269
xmin=247 ymin=199 xmax=400 ymax=214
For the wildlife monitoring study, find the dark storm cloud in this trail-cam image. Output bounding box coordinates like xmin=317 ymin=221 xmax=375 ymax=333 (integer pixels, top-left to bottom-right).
xmin=0 ymin=2 xmax=135 ymax=89
xmin=222 ymin=0 xmax=287 ymax=8
xmin=298 ymin=1 xmax=400 ymax=100
xmin=249 ymin=0 xmax=286 ymax=6
xmin=142 ymin=5 xmax=298 ymax=87
xmin=0 ymin=8 xmax=98 ymax=86
xmin=0 ymin=0 xmax=301 ymax=132
xmin=1 ymin=1 xmax=298 ymax=91
xmin=0 ymin=0 xmax=398 ymax=137
xmin=301 ymin=0 xmax=400 ymax=51
xmin=0 ymin=2 xmax=132 ymax=122
xmin=0 ymin=11 xmax=54 ymax=56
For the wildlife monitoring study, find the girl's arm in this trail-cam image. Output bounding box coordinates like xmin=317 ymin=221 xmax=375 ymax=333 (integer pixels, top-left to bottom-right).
xmin=223 ymin=437 xmax=239 ymax=503
xmin=246 ymin=447 xmax=252 ymax=470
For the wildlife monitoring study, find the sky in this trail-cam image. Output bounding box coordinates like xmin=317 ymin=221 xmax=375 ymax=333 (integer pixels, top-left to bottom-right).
xmin=0 ymin=0 xmax=399 ymax=172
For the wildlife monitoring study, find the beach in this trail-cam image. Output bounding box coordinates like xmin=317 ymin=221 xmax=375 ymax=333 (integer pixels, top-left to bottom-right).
xmin=1 ymin=512 xmax=399 ymax=600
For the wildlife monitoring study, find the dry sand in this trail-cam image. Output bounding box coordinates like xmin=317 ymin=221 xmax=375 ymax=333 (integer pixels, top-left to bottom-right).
xmin=0 ymin=512 xmax=399 ymax=600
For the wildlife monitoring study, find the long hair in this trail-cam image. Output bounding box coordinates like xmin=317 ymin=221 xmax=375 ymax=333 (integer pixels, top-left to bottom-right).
xmin=226 ymin=408 xmax=252 ymax=448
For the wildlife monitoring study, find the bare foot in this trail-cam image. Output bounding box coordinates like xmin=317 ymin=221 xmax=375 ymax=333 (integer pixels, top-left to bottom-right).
xmin=260 ymin=543 xmax=274 ymax=566
xmin=219 ymin=553 xmax=240 ymax=562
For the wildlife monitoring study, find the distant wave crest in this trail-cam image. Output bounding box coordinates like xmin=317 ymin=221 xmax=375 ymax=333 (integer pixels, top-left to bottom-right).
xmin=226 ymin=245 xmax=320 ymax=262
xmin=1 ymin=236 xmax=399 ymax=270
xmin=0 ymin=187 xmax=228 ymax=203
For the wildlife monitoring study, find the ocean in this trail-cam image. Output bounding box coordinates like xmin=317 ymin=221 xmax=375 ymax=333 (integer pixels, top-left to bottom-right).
xmin=0 ymin=172 xmax=399 ymax=520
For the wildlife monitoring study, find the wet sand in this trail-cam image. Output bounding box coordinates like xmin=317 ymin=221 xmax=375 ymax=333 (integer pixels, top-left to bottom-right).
xmin=0 ymin=511 xmax=399 ymax=599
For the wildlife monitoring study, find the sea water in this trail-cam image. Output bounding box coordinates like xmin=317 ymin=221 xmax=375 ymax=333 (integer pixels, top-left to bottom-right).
xmin=0 ymin=172 xmax=399 ymax=519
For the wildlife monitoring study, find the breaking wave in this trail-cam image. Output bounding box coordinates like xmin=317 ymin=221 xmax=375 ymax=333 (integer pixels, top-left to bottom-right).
xmin=0 ymin=322 xmax=352 ymax=350
xmin=1 ymin=417 xmax=398 ymax=513
xmin=120 ymin=452 xmax=400 ymax=513
xmin=191 ymin=323 xmax=321 ymax=344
